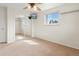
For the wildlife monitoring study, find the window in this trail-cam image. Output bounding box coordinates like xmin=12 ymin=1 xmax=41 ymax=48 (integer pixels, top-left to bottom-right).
xmin=45 ymin=12 xmax=60 ymax=25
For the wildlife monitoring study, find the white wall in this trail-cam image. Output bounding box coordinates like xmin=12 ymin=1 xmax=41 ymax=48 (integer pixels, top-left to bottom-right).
xmin=34 ymin=3 xmax=79 ymax=49
xmin=15 ymin=19 xmax=22 ymax=34
xmin=21 ymin=16 xmax=32 ymax=36
xmin=0 ymin=7 xmax=7 ymax=42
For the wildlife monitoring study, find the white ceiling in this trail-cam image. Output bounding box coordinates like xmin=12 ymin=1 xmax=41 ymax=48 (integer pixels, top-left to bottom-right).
xmin=38 ymin=3 xmax=63 ymax=10
xmin=0 ymin=3 xmax=63 ymax=11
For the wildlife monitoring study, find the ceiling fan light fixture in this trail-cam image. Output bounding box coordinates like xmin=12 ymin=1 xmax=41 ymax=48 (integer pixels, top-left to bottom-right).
xmin=24 ymin=3 xmax=41 ymax=12
xmin=33 ymin=5 xmax=37 ymax=11
xmin=28 ymin=5 xmax=31 ymax=9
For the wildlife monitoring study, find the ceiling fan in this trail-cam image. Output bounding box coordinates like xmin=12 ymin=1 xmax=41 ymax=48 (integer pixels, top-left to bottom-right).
xmin=24 ymin=3 xmax=41 ymax=11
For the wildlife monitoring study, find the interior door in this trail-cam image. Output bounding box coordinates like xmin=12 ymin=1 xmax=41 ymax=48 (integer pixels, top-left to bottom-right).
xmin=0 ymin=8 xmax=7 ymax=42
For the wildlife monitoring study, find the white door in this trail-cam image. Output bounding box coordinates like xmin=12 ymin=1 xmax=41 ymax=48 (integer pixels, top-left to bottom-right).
xmin=0 ymin=8 xmax=7 ymax=42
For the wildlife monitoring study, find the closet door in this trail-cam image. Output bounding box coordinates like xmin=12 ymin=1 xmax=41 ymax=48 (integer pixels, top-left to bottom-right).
xmin=0 ymin=8 xmax=7 ymax=42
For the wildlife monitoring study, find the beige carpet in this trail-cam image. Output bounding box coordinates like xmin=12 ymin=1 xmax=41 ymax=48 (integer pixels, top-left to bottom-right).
xmin=0 ymin=36 xmax=79 ymax=56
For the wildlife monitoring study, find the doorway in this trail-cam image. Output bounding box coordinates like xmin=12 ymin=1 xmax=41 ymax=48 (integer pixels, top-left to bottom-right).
xmin=15 ymin=17 xmax=32 ymax=40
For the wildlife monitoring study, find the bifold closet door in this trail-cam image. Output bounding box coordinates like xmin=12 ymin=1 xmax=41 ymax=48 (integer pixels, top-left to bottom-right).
xmin=0 ymin=8 xmax=7 ymax=42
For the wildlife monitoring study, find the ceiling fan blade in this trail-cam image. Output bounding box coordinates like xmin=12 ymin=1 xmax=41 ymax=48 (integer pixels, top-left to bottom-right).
xmin=23 ymin=6 xmax=28 ymax=9
xmin=37 ymin=7 xmax=41 ymax=11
